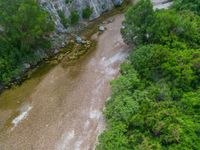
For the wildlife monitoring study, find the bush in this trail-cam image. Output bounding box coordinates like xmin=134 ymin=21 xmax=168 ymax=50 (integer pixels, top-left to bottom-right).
xmin=121 ymin=0 xmax=155 ymax=46
xmin=82 ymin=7 xmax=93 ymax=19
xmin=70 ymin=10 xmax=79 ymax=25
xmin=58 ymin=10 xmax=69 ymax=28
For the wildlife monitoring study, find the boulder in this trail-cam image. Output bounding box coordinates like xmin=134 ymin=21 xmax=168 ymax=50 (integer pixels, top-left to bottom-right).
xmin=54 ymin=49 xmax=59 ymax=54
xmin=75 ymin=36 xmax=87 ymax=44
xmin=99 ymin=26 xmax=105 ymax=32
xmin=113 ymin=0 xmax=123 ymax=6
xmin=75 ymin=36 xmax=83 ymax=44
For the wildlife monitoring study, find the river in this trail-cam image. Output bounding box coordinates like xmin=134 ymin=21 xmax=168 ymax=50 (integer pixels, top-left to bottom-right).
xmin=0 ymin=14 xmax=129 ymax=150
xmin=0 ymin=0 xmax=173 ymax=149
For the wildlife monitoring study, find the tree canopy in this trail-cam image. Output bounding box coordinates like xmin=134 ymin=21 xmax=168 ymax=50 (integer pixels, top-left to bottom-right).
xmin=173 ymin=0 xmax=200 ymax=15
xmin=97 ymin=0 xmax=200 ymax=149
xmin=122 ymin=1 xmax=200 ymax=48
xmin=0 ymin=0 xmax=54 ymax=84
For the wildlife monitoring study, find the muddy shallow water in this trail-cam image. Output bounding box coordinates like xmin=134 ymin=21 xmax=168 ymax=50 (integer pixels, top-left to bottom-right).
xmin=0 ymin=15 xmax=129 ymax=150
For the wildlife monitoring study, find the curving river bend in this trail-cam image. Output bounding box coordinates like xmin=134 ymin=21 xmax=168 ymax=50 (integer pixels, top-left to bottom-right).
xmin=0 ymin=15 xmax=129 ymax=150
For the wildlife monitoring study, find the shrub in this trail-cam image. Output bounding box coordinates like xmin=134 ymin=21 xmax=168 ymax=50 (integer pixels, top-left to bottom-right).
xmin=121 ymin=0 xmax=155 ymax=46
xmin=58 ymin=10 xmax=69 ymax=28
xmin=65 ymin=0 xmax=73 ymax=4
xmin=70 ymin=10 xmax=79 ymax=25
xmin=82 ymin=7 xmax=93 ymax=19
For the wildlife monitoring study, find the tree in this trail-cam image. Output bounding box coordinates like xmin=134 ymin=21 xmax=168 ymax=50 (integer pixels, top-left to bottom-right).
xmin=0 ymin=0 xmax=54 ymax=84
xmin=130 ymin=45 xmax=200 ymax=92
xmin=149 ymin=10 xmax=200 ymax=49
xmin=121 ymin=0 xmax=155 ymax=46
xmin=122 ymin=1 xmax=200 ymax=49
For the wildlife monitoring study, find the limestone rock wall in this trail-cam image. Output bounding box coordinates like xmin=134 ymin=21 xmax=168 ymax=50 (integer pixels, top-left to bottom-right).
xmin=39 ymin=0 xmax=123 ymax=33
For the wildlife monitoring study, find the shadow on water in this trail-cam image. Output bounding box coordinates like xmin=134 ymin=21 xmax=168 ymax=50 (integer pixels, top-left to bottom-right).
xmin=0 ymin=63 xmax=55 ymax=131
xmin=0 ymin=63 xmax=55 ymax=110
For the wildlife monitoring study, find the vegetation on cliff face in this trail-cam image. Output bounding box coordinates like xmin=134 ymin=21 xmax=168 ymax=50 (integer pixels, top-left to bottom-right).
xmin=97 ymin=0 xmax=200 ymax=149
xmin=82 ymin=7 xmax=93 ymax=19
xmin=0 ymin=0 xmax=54 ymax=85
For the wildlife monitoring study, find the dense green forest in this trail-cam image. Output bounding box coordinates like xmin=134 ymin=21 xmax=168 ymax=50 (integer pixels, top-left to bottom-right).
xmin=97 ymin=0 xmax=200 ymax=149
xmin=0 ymin=0 xmax=54 ymax=85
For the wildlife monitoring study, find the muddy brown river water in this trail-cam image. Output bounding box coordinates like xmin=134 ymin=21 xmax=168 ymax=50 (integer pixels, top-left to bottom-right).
xmin=0 ymin=15 xmax=129 ymax=150
xmin=0 ymin=1 xmax=173 ymax=148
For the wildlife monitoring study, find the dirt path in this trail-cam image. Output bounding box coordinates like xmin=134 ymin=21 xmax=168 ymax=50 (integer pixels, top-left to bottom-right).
xmin=0 ymin=15 xmax=129 ymax=150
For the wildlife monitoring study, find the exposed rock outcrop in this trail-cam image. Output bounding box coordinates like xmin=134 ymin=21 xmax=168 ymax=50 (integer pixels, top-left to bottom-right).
xmin=113 ymin=0 xmax=124 ymax=6
xmin=39 ymin=0 xmax=123 ymax=33
xmin=38 ymin=0 xmax=124 ymax=50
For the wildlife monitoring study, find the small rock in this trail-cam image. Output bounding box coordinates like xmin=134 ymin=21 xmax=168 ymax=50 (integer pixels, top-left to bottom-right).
xmin=99 ymin=26 xmax=105 ymax=32
xmin=146 ymin=33 xmax=150 ymax=39
xmin=108 ymin=18 xmax=114 ymax=23
xmin=121 ymin=25 xmax=126 ymax=29
xmin=61 ymin=42 xmax=65 ymax=48
xmin=23 ymin=63 xmax=31 ymax=69
xmin=75 ymin=36 xmax=83 ymax=44
xmin=15 ymin=76 xmax=21 ymax=80
xmin=54 ymin=49 xmax=59 ymax=54
xmin=113 ymin=0 xmax=123 ymax=6
xmin=81 ymin=40 xmax=87 ymax=44
xmin=75 ymin=36 xmax=87 ymax=44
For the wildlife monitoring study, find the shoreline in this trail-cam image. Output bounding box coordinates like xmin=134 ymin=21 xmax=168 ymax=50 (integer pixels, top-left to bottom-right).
xmin=0 ymin=0 xmax=131 ymax=95
xmin=0 ymin=0 xmax=131 ymax=135
xmin=0 ymin=14 xmax=130 ymax=149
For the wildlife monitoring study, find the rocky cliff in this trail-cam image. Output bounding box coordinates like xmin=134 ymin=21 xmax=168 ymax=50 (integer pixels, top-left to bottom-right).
xmin=39 ymin=0 xmax=123 ymax=34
